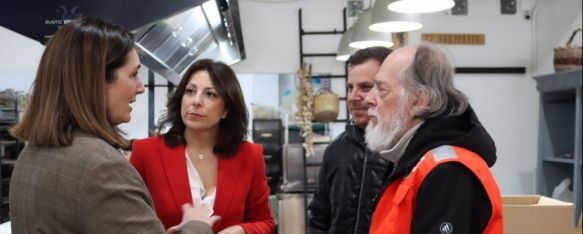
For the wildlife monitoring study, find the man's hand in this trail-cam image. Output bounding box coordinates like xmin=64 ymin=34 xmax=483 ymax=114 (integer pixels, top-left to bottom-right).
xmin=217 ymin=225 xmax=245 ymax=234
xmin=167 ymin=203 xmax=220 ymax=234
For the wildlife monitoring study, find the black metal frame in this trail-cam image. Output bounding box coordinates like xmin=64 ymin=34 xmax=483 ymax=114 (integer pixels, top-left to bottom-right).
xmin=455 ymin=67 xmax=526 ymax=74
xmin=146 ymin=70 xmax=176 ymax=136
xmin=298 ymin=8 xmax=348 ymax=233
xmin=299 ymin=8 xmax=350 ymax=122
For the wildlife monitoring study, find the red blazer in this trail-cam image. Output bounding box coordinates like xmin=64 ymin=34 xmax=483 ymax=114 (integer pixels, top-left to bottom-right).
xmin=130 ymin=136 xmax=275 ymax=233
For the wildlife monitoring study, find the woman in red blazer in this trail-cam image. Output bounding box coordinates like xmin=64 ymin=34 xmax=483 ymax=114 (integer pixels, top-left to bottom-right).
xmin=130 ymin=59 xmax=274 ymax=234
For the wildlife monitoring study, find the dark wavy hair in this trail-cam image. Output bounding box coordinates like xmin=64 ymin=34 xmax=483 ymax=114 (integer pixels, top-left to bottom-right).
xmin=157 ymin=59 xmax=248 ymax=157
xmin=347 ymin=46 xmax=392 ymax=68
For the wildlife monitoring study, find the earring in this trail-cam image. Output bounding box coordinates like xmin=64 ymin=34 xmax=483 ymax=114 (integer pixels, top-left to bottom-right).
xmin=221 ymin=112 xmax=227 ymax=119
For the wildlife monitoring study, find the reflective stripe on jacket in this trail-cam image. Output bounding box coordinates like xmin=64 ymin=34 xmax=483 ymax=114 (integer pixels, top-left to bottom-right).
xmin=370 ymin=145 xmax=503 ymax=234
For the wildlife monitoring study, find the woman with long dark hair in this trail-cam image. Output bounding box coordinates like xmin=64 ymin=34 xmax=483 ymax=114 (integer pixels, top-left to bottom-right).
xmin=131 ymin=59 xmax=275 ymax=234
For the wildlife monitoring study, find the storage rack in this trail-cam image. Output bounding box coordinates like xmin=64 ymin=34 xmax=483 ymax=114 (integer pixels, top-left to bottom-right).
xmin=533 ymin=69 xmax=582 ymax=227
xmin=252 ymin=119 xmax=284 ymax=195
xmin=298 ymin=8 xmax=349 ymax=123
xmin=0 ymin=96 xmax=23 ymax=222
xmin=298 ymin=8 xmax=348 ymax=233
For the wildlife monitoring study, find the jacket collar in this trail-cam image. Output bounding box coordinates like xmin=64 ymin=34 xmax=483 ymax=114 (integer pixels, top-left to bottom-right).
xmin=379 ymin=123 xmax=422 ymax=163
xmin=384 ymin=105 xmax=497 ymax=186
xmin=345 ymin=120 xmax=366 ymax=145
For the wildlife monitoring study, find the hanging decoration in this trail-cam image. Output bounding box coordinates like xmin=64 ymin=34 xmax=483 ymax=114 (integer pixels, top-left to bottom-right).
xmin=295 ymin=63 xmax=315 ymax=157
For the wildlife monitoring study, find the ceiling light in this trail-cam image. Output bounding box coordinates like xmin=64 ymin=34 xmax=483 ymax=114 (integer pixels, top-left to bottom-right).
xmin=388 ymin=0 xmax=455 ymax=14
xmin=336 ymin=27 xmax=357 ymax=61
xmin=370 ymin=0 xmax=422 ymax=32
xmin=349 ymin=8 xmax=393 ymax=49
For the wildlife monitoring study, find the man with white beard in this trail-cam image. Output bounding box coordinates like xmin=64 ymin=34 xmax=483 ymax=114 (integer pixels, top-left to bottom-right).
xmin=364 ymin=43 xmax=503 ymax=234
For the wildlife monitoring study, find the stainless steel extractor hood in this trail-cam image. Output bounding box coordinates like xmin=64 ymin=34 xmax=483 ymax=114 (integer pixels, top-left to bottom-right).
xmin=134 ymin=0 xmax=245 ymax=84
xmin=0 ymin=0 xmax=245 ymax=84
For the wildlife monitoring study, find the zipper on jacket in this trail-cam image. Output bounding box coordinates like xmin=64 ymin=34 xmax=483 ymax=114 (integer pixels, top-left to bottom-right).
xmin=353 ymin=150 xmax=368 ymax=234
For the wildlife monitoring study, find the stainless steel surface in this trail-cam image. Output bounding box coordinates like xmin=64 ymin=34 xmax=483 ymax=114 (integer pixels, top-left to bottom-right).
xmin=281 ymin=143 xmax=327 ymax=193
xmin=134 ymin=1 xmax=244 ymax=84
xmin=277 ymin=193 xmax=312 ymax=234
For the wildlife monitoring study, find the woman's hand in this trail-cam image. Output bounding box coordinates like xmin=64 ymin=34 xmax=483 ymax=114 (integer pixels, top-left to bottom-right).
xmin=217 ymin=225 xmax=245 ymax=234
xmin=167 ymin=203 xmax=220 ymax=233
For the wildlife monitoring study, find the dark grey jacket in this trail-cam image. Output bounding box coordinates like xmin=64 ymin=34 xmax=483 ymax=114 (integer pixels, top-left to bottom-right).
xmin=308 ymin=122 xmax=391 ymax=234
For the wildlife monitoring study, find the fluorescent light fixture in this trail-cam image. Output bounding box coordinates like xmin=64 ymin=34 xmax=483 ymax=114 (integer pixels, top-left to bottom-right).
xmin=336 ymin=27 xmax=356 ymax=61
xmin=349 ymin=8 xmax=393 ymax=49
xmin=370 ymin=0 xmax=422 ymax=32
xmin=388 ymin=0 xmax=455 ymax=14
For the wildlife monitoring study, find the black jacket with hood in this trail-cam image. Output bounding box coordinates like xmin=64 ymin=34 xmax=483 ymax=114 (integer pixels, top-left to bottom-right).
xmin=308 ymin=121 xmax=391 ymax=234
xmin=374 ymin=106 xmax=498 ymax=234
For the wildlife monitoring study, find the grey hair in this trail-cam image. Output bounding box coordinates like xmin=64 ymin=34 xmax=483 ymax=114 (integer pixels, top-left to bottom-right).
xmin=400 ymin=43 xmax=469 ymax=119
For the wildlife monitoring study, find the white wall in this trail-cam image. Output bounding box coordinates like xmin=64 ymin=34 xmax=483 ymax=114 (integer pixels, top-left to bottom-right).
xmin=456 ymin=74 xmax=539 ymax=194
xmin=238 ymin=73 xmax=280 ymax=135
xmin=0 ymin=26 xmax=44 ymax=91
xmin=241 ymin=73 xmax=280 ymax=108
xmin=232 ymin=0 xmax=349 ymax=74
xmin=0 ymin=27 xmax=43 ymax=73
xmin=1 ymin=0 xmax=581 ymax=195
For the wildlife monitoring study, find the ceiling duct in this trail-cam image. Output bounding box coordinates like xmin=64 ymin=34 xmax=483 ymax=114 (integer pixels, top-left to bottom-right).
xmin=0 ymin=0 xmax=245 ymax=84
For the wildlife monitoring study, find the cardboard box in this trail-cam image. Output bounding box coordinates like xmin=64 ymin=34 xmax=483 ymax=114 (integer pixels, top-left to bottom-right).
xmin=503 ymin=195 xmax=574 ymax=234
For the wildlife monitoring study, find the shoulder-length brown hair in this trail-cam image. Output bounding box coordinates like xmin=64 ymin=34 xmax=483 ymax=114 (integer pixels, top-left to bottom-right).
xmin=158 ymin=59 xmax=248 ymax=157
xmin=11 ymin=16 xmax=135 ymax=147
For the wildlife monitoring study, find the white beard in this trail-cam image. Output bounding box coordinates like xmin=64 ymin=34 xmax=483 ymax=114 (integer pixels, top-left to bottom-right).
xmin=365 ymin=98 xmax=407 ymax=153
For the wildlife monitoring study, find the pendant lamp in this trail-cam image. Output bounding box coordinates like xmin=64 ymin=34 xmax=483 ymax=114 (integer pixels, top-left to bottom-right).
xmin=388 ymin=0 xmax=455 ymax=14
xmin=369 ymin=0 xmax=422 ymax=32
xmin=349 ymin=8 xmax=393 ymax=49
xmin=336 ymin=27 xmax=356 ymax=61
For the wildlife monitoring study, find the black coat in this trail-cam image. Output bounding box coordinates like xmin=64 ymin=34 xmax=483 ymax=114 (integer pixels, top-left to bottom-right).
xmin=308 ymin=122 xmax=391 ymax=234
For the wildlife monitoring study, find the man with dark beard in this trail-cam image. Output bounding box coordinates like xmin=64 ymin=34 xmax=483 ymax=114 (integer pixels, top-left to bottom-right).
xmin=364 ymin=43 xmax=503 ymax=234
xmin=308 ymin=46 xmax=391 ymax=234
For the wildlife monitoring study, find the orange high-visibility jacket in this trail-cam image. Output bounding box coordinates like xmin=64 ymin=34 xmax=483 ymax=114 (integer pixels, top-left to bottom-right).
xmin=370 ymin=145 xmax=503 ymax=234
